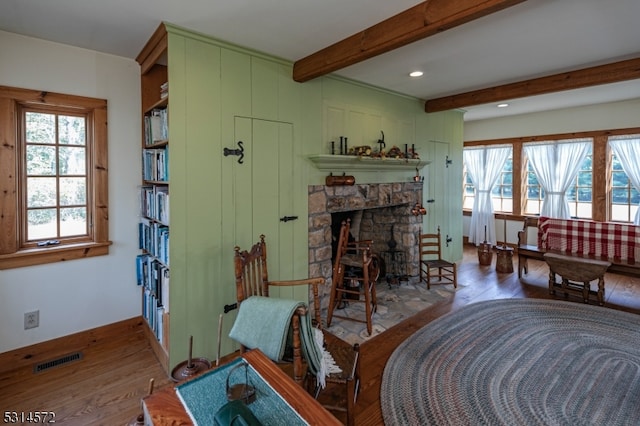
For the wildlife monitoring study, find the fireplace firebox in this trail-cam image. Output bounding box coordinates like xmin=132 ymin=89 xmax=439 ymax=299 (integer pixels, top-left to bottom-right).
xmin=308 ymin=182 xmax=424 ymax=308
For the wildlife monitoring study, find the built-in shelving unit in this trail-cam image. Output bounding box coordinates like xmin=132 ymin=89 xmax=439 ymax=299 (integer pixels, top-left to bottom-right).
xmin=308 ymin=154 xmax=430 ymax=171
xmin=136 ymin=24 xmax=170 ymax=373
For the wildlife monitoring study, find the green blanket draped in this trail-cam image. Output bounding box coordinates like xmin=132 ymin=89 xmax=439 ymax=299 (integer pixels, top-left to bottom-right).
xmin=229 ymin=295 xmax=321 ymax=375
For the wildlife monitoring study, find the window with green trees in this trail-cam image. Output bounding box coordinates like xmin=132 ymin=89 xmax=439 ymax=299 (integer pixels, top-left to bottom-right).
xmin=464 ymin=128 xmax=640 ymax=223
xmin=0 ymin=86 xmax=110 ymax=269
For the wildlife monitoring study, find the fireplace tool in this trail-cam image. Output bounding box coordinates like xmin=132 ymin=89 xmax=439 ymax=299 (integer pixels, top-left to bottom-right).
xmin=477 ymin=225 xmax=493 ymax=266
xmin=170 ymin=335 xmax=211 ymax=382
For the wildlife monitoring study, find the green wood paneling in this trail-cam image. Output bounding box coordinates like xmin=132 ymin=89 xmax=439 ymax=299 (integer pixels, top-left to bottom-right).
xmin=182 ymin=36 xmax=222 ymax=364
xmin=159 ymin=24 xmax=464 ymax=368
xmin=251 ymin=57 xmax=279 ymax=121
xmin=167 ymin=31 xmax=223 ymax=368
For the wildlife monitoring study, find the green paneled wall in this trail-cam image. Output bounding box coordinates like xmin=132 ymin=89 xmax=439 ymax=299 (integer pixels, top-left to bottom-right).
xmin=163 ymin=24 xmax=463 ymax=369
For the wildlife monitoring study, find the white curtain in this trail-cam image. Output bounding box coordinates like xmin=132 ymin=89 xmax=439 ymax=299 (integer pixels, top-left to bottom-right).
xmin=524 ymin=139 xmax=590 ymax=219
xmin=464 ymin=146 xmax=511 ymax=245
xmin=610 ymin=135 xmax=640 ymax=225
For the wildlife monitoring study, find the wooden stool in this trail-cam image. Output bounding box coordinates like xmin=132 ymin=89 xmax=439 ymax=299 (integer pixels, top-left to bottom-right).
xmin=544 ymin=253 xmax=611 ymax=305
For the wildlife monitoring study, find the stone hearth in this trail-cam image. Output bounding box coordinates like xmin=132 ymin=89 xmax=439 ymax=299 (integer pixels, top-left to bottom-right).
xmin=308 ymin=182 xmax=424 ymax=307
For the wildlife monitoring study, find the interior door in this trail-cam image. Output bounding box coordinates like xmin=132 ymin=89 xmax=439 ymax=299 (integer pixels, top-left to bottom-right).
xmin=232 ymin=117 xmax=296 ymax=297
xmin=425 ymin=140 xmax=452 ymax=257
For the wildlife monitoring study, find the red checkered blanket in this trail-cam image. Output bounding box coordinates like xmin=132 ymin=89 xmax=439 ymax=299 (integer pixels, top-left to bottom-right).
xmin=538 ymin=216 xmax=639 ymax=264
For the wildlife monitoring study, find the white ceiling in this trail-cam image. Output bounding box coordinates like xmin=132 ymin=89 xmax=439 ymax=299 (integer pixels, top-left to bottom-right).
xmin=1 ymin=0 xmax=639 ymax=121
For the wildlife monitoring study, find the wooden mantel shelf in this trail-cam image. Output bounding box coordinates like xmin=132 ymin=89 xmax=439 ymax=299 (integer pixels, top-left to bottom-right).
xmin=308 ymin=154 xmax=430 ymax=171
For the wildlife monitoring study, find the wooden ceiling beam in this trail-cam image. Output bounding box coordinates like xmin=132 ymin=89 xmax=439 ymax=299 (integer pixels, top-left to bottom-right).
xmin=425 ymin=57 xmax=640 ymax=112
xmin=292 ymin=0 xmax=527 ymax=83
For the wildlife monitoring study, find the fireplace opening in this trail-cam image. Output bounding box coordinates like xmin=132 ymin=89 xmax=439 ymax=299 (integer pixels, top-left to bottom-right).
xmin=331 ymin=208 xmax=414 ymax=286
xmin=308 ymin=182 xmax=424 ymax=309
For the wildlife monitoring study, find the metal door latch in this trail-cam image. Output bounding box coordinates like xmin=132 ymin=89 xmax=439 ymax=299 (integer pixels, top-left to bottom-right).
xmin=280 ymin=216 xmax=298 ymax=222
xmin=224 ymin=141 xmax=244 ymax=164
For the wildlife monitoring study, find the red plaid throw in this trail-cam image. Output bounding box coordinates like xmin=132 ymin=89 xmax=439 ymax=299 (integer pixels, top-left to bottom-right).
xmin=538 ymin=217 xmax=639 ymax=264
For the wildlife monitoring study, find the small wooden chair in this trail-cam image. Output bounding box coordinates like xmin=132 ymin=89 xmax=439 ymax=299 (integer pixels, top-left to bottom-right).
xmin=233 ymin=235 xmax=360 ymax=426
xmin=419 ymin=227 xmax=457 ymax=289
xmin=326 ymin=219 xmax=379 ymax=336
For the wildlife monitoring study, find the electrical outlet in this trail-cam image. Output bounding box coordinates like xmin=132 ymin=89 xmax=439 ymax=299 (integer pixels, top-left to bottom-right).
xmin=24 ymin=310 xmax=39 ymax=329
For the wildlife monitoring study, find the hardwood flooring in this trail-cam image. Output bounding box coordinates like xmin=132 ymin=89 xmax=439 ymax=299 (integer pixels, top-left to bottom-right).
xmin=1 ymin=245 xmax=638 ymax=425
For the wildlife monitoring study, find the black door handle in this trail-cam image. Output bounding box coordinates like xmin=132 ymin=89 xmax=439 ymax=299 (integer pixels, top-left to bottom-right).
xmin=280 ymin=216 xmax=298 ymax=222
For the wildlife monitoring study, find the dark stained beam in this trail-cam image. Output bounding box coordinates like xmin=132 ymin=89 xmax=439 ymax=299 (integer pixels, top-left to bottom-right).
xmin=425 ymin=57 xmax=640 ymax=112
xmin=293 ymin=0 xmax=527 ymax=82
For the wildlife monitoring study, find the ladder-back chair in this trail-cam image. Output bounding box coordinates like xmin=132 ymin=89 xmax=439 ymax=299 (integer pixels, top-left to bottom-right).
xmin=419 ymin=227 xmax=457 ymax=290
xmin=326 ymin=219 xmax=378 ymax=336
xmin=232 ymin=235 xmax=360 ymax=426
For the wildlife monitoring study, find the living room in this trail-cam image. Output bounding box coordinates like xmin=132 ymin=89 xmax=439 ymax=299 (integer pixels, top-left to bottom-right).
xmin=1 ymin=1 xmax=639 ymax=424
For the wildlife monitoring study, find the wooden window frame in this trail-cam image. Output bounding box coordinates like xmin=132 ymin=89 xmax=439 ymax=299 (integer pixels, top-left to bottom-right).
xmin=0 ymin=86 xmax=111 ymax=269
xmin=464 ymin=127 xmax=640 ymax=222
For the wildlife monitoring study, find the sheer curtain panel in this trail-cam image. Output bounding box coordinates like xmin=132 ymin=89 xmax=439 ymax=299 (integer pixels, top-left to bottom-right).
xmin=464 ymin=146 xmax=511 ymax=246
xmin=524 ymin=139 xmax=590 ymax=219
xmin=609 ymin=135 xmax=640 ymax=225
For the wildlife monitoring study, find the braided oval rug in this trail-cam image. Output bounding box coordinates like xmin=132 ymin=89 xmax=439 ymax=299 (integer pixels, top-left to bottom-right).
xmin=381 ymin=299 xmax=640 ymax=426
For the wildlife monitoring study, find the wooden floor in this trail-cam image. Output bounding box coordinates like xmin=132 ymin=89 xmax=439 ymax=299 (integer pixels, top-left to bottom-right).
xmin=1 ymin=245 xmax=639 ymax=425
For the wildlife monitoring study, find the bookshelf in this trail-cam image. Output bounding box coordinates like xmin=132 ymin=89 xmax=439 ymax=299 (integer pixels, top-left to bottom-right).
xmin=136 ymin=24 xmax=170 ymax=372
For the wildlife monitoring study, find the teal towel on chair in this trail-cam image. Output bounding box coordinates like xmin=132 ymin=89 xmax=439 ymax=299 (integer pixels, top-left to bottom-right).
xmin=229 ymin=296 xmax=306 ymax=362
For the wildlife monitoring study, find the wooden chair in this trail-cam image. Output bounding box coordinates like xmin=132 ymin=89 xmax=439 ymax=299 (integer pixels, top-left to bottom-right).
xmin=326 ymin=219 xmax=379 ymax=336
xmin=419 ymin=227 xmax=457 ymax=290
xmin=233 ymin=235 xmax=360 ymax=426
xmin=517 ymin=216 xmax=538 ymax=278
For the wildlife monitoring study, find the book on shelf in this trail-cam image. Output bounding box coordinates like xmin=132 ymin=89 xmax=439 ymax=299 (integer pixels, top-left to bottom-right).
xmin=136 ymin=253 xmax=170 ymax=343
xmin=142 ymin=287 xmax=166 ymax=344
xmin=160 ymin=267 xmax=170 ymax=314
xmin=140 ymin=185 xmax=169 ymax=224
xmin=144 ymin=108 xmax=168 ymax=145
xmin=160 ymin=81 xmax=168 ymax=99
xmin=138 ymin=219 xmax=169 ymax=266
xmin=142 ymin=146 xmax=169 ymax=182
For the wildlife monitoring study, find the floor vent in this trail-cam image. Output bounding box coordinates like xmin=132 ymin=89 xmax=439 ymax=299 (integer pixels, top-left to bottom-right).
xmin=33 ymin=351 xmax=83 ymax=373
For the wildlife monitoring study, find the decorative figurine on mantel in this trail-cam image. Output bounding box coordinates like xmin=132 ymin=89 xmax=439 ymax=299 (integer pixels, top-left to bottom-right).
xmin=328 ymin=131 xmax=420 ymax=160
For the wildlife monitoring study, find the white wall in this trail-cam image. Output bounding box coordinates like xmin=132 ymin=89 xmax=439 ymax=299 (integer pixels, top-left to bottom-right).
xmin=462 ymin=98 xmax=640 ymax=243
xmin=464 ymin=98 xmax=640 ymax=141
xmin=0 ymin=31 xmax=141 ymax=353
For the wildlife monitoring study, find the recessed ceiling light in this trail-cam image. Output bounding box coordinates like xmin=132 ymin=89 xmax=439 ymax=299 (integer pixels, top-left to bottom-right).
xmin=497 ymin=103 xmax=509 ymax=108
xmin=409 ymin=71 xmax=423 ymax=77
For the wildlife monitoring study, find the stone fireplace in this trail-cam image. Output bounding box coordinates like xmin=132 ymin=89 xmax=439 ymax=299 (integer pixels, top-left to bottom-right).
xmin=308 ymin=182 xmax=424 ymax=306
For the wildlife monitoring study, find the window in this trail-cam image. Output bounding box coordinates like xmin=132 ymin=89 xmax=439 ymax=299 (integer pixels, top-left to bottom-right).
xmin=524 ymin=162 xmax=544 ymax=215
xmin=566 ymin=146 xmax=592 ymax=219
xmin=462 ymin=149 xmax=513 ymax=213
xmin=524 ymin=138 xmax=592 ymax=219
xmin=0 ymin=86 xmax=110 ymax=269
xmin=609 ymin=135 xmax=640 ymax=223
xmin=465 ymin=128 xmax=640 ymax=223
xmin=491 ymin=153 xmax=513 ymax=213
xmin=611 ymin=153 xmax=639 ymax=222
xmin=462 ymin=165 xmax=475 ymax=210
xmin=23 ymin=108 xmax=89 ymax=244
